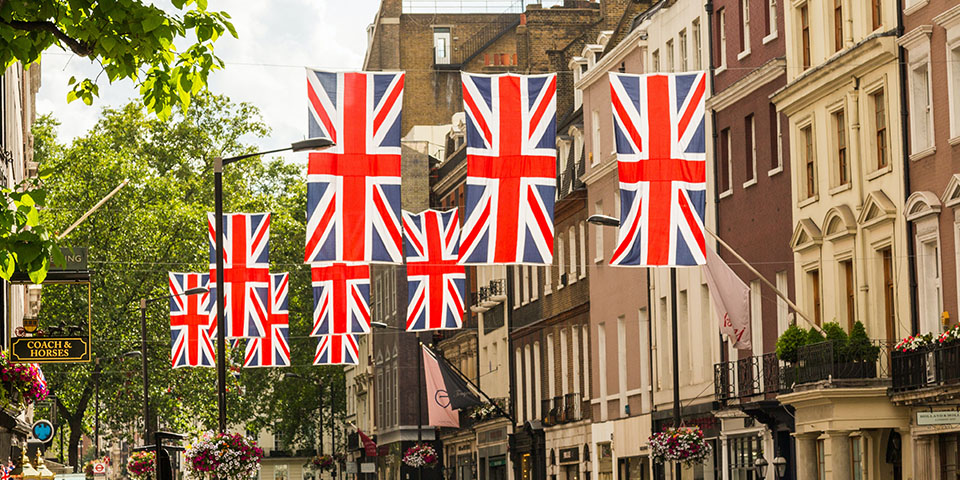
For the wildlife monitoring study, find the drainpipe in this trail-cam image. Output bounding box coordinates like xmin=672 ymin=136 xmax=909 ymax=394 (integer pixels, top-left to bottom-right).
xmin=705 ymin=0 xmax=723 ymax=363
xmin=896 ymin=0 xmax=920 ymax=335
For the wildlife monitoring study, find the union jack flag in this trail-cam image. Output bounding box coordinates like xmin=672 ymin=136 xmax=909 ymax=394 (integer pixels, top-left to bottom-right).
xmin=403 ymin=209 xmax=465 ymax=331
xmin=169 ymin=272 xmax=215 ymax=368
xmin=1 ymin=462 xmax=12 ymax=480
xmin=458 ymin=72 xmax=557 ymax=265
xmin=305 ymin=70 xmax=404 ymax=264
xmin=609 ymin=72 xmax=707 ymax=266
xmin=313 ymin=334 xmax=360 ymax=365
xmin=208 ymin=212 xmax=270 ymax=338
xmin=244 ymin=273 xmax=291 ymax=368
xmin=311 ymin=262 xmax=371 ymax=335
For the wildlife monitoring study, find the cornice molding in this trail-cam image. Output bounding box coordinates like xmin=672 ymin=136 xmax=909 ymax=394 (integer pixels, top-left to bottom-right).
xmin=575 ymin=27 xmax=646 ymax=90
xmin=581 ymin=157 xmax=618 ymax=185
xmin=707 ymin=58 xmax=786 ymax=112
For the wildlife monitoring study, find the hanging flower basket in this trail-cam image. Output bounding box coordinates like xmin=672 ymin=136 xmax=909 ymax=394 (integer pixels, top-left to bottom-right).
xmin=402 ymin=444 xmax=438 ymax=469
xmin=895 ymin=333 xmax=934 ymax=353
xmin=185 ymin=432 xmax=264 ymax=480
xmin=649 ymin=427 xmax=711 ymax=466
xmin=308 ymin=454 xmax=335 ymax=472
xmin=127 ymin=451 xmax=156 ymax=480
xmin=0 ymin=350 xmax=48 ymax=409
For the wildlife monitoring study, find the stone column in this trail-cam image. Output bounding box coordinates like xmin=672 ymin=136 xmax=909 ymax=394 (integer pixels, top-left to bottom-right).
xmin=943 ymin=434 xmax=958 ymax=477
xmin=826 ymin=431 xmax=852 ymax=480
xmin=794 ymin=433 xmax=819 ymax=480
xmin=913 ymin=435 xmax=937 ymax=480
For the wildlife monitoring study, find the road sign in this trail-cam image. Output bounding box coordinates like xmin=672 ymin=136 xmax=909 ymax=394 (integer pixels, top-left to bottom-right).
xmin=92 ymin=462 xmax=107 ymax=475
xmin=31 ymin=420 xmax=55 ymax=443
xmin=12 ymin=337 xmax=90 ymax=363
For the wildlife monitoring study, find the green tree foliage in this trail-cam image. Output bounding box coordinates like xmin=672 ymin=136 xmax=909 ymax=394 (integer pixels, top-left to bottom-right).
xmin=821 ymin=322 xmax=849 ymax=361
xmin=775 ymin=324 xmax=806 ymax=363
xmin=34 ymin=94 xmax=342 ymax=467
xmin=847 ymin=321 xmax=880 ymax=363
xmin=0 ymin=0 xmax=236 ymax=117
xmin=805 ymin=327 xmax=825 ymax=345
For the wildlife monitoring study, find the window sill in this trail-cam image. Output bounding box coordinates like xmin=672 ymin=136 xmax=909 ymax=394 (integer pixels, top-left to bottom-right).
xmin=594 ymin=257 xmax=604 ymax=264
xmin=909 ymin=145 xmax=937 ymax=161
xmin=716 ymin=64 xmax=727 ymax=75
xmin=950 ymin=135 xmax=960 ymax=146
xmin=798 ymin=195 xmax=819 ymax=208
xmin=762 ymin=32 xmax=778 ymax=45
xmin=865 ymin=165 xmax=892 ymax=181
xmin=742 ymin=178 xmax=757 ymax=189
xmin=768 ymin=165 xmax=783 ymax=176
xmin=719 ymin=189 xmax=733 ymax=199
xmin=737 ymin=49 xmax=751 ymax=61
xmin=904 ymin=0 xmax=929 ymax=16
xmin=828 ymin=183 xmax=852 ymax=196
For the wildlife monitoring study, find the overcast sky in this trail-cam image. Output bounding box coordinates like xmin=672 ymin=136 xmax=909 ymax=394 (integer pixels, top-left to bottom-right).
xmin=37 ymin=0 xmax=381 ymax=161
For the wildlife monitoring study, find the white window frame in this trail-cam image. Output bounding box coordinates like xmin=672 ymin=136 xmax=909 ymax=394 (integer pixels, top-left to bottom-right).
xmin=769 ymin=104 xmax=784 ymax=175
xmin=579 ymin=221 xmax=587 ymax=278
xmin=743 ymin=113 xmax=757 ymax=188
xmin=916 ymin=227 xmax=944 ymax=334
xmin=568 ymin=227 xmax=577 ymax=283
xmin=763 ymin=0 xmax=778 ymax=44
xmin=546 ymin=333 xmax=556 ymax=398
xmin=433 ymin=27 xmax=451 ymax=64
xmin=666 ymin=39 xmax=675 ymax=72
xmin=560 ymin=328 xmax=569 ymax=394
xmin=679 ymin=29 xmax=688 ymax=72
xmin=594 ymin=200 xmax=604 ymax=263
xmin=558 ymin=236 xmax=566 ymax=289
xmin=776 ymin=270 xmax=789 ymax=335
xmin=750 ymin=280 xmax=762 ymax=356
xmin=942 ymin=9 xmax=960 ymax=142
xmin=693 ymin=19 xmax=703 ymax=70
xmin=651 ymin=49 xmax=660 ymax=73
xmin=591 ymin=110 xmax=601 ymax=166
xmin=718 ymin=9 xmax=727 ymax=72
xmin=597 ymin=321 xmax=608 ymax=421
xmin=901 ymin=28 xmax=935 ymax=158
xmin=738 ymin=0 xmax=751 ymax=60
xmin=530 ymin=265 xmax=539 ymax=301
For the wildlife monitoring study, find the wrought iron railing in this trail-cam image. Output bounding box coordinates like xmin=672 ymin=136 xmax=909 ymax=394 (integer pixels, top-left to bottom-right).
xmin=714 ymin=353 xmax=786 ymax=403
xmin=892 ymin=341 xmax=960 ymax=392
xmin=541 ymin=393 xmax=584 ymax=425
xmin=452 ymin=16 xmax=521 ymax=66
xmin=796 ymin=340 xmax=893 ymax=384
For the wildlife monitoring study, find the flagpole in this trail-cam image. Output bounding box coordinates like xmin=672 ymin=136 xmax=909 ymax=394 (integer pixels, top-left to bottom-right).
xmin=670 ymin=268 xmax=681 ymax=480
xmin=416 ymin=333 xmax=423 ymax=480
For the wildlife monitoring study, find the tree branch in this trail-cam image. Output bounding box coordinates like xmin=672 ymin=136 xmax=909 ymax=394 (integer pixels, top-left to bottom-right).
xmin=3 ymin=19 xmax=94 ymax=57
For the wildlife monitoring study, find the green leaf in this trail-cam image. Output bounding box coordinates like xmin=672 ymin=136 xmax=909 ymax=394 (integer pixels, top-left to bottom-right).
xmin=142 ymin=15 xmax=164 ymax=33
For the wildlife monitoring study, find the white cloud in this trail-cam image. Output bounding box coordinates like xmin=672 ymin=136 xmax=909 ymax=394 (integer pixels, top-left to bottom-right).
xmin=36 ymin=0 xmax=381 ymax=161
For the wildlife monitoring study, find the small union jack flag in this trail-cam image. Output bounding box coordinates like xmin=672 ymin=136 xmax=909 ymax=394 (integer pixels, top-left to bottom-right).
xmin=305 ymin=70 xmax=404 ymax=264
xmin=458 ymin=72 xmax=557 ymax=265
xmin=1 ymin=461 xmax=13 ymax=480
xmin=244 ymin=273 xmax=291 ymax=368
xmin=208 ymin=212 xmax=270 ymax=338
xmin=313 ymin=334 xmax=360 ymax=365
xmin=609 ymin=72 xmax=707 ymax=266
xmin=311 ymin=262 xmax=371 ymax=335
xmin=403 ymin=209 xmax=465 ymax=331
xmin=169 ymin=272 xmax=215 ymax=368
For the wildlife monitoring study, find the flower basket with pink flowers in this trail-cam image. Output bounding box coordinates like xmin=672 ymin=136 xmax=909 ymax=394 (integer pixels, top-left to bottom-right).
xmin=402 ymin=444 xmax=438 ymax=469
xmin=649 ymin=427 xmax=711 ymax=466
xmin=127 ymin=451 xmax=156 ymax=480
xmin=185 ymin=432 xmax=264 ymax=480
xmin=308 ymin=454 xmax=335 ymax=472
xmin=0 ymin=350 xmax=48 ymax=409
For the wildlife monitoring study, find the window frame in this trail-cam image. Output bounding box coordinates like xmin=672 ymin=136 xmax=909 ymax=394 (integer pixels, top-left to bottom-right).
xmin=738 ymin=0 xmax=750 ymax=58
xmin=872 ymin=88 xmax=890 ymax=170
xmin=763 ymin=0 xmax=778 ymax=43
xmin=743 ymin=113 xmax=757 ymax=187
xmin=717 ymin=8 xmax=727 ymax=72
xmin=830 ymin=106 xmax=849 ymax=188
xmin=679 ymin=29 xmax=689 ymax=72
xmin=693 ymin=19 xmax=703 ymax=70
xmin=799 ymin=121 xmax=817 ymax=200
xmin=719 ymin=127 xmax=733 ymax=196
xmin=833 ymin=0 xmax=843 ymax=53
xmin=800 ymin=4 xmax=811 ymax=70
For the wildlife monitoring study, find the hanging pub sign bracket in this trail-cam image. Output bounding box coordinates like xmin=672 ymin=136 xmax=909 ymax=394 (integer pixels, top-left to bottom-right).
xmin=8 ymin=247 xmax=92 ymax=363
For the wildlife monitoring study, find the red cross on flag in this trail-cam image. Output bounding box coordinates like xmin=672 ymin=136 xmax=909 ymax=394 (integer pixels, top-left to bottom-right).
xmin=169 ymin=272 xmax=215 ymax=368
xmin=403 ymin=209 xmax=465 ymax=332
xmin=310 ymin=262 xmax=371 ymax=335
xmin=208 ymin=212 xmax=271 ymax=338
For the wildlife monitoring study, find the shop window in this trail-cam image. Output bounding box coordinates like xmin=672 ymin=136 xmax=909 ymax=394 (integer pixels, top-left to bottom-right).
xmin=727 ymin=435 xmax=760 ymax=480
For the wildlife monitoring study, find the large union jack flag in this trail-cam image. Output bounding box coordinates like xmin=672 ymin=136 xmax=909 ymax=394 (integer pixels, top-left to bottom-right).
xmin=244 ymin=273 xmax=291 ymax=368
xmin=609 ymin=72 xmax=707 ymax=266
xmin=458 ymin=72 xmax=557 ymax=265
xmin=314 ymin=334 xmax=360 ymax=365
xmin=169 ymin=272 xmax=215 ymax=368
xmin=208 ymin=212 xmax=270 ymax=338
xmin=403 ymin=209 xmax=465 ymax=332
xmin=305 ymin=70 xmax=404 ymax=264
xmin=311 ymin=262 xmax=371 ymax=335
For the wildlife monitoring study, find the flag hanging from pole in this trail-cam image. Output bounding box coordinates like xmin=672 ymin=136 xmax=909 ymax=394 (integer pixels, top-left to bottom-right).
xmin=313 ymin=334 xmax=360 ymax=365
xmin=311 ymin=262 xmax=372 ymax=335
xmin=207 ymin=212 xmax=270 ymax=338
xmin=305 ymin=69 xmax=404 ymax=264
xmin=169 ymin=272 xmax=215 ymax=368
xmin=421 ymin=345 xmax=460 ymax=428
xmin=243 ymin=273 xmax=292 ymax=367
xmin=357 ymin=428 xmax=378 ymax=457
xmin=458 ymin=72 xmax=557 ymax=265
xmin=608 ymin=72 xmax=707 ymax=266
xmin=703 ymin=245 xmax=751 ymax=350
xmin=403 ymin=209 xmax=466 ymax=332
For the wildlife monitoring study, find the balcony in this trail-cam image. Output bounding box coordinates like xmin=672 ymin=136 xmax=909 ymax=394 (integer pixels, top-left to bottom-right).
xmin=715 ymin=340 xmax=894 ymax=405
xmin=541 ymin=392 xmax=584 ymax=426
xmin=470 ymin=279 xmax=507 ymax=313
xmin=891 ymin=341 xmax=960 ymax=395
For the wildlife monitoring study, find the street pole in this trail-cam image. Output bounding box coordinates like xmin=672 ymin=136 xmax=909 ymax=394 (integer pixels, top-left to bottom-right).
xmin=139 ymin=299 xmax=151 ymax=441
xmin=94 ymin=359 xmax=100 ymax=457
xmin=416 ymin=332 xmax=423 ymax=480
xmin=670 ymin=268 xmax=681 ymax=479
xmin=214 ymin=157 xmax=228 ymax=434
xmin=319 ymin=379 xmax=325 ymax=454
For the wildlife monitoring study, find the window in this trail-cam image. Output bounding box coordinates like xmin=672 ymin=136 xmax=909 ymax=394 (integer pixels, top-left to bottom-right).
xmin=720 ymin=128 xmax=732 ymax=193
xmin=597 ymin=322 xmax=608 ymax=421
xmin=594 ymin=200 xmax=604 ymax=261
xmin=871 ymin=0 xmax=881 ymax=30
xmin=530 ymin=265 xmax=539 ymax=300
xmin=833 ymin=0 xmax=843 ymax=52
xmin=524 ymin=345 xmax=533 ymax=421
xmin=882 ymin=248 xmax=895 ymax=341
xmin=950 ymin=44 xmax=960 ymax=138
xmin=693 ymin=19 xmax=702 ymax=70
xmin=776 ymin=270 xmax=789 ymax=335
xmin=770 ymin=104 xmax=782 ymax=172
xmin=910 ymin=61 xmax=933 ymax=153
xmin=717 ymin=9 xmax=727 ymax=69
xmin=582 ymin=325 xmax=590 ymax=398
xmin=515 ymin=348 xmax=524 ymax=422
xmin=546 ymin=334 xmax=555 ymax=398
xmin=666 ymin=39 xmax=674 ymax=72
xmin=873 ymin=89 xmax=889 ymax=168
xmin=800 ymin=5 xmax=811 ymax=69
xmin=571 ymin=327 xmax=580 ymax=394
xmin=568 ymin=228 xmax=577 ymax=283
xmin=851 ymin=436 xmax=863 ymax=480
xmin=918 ymin=237 xmax=942 ymax=334
xmin=679 ymin=29 xmax=688 ymax=71
xmin=727 ymin=435 xmax=761 ymax=480
xmin=558 ymin=235 xmax=566 ymax=288
xmin=810 ymin=268 xmax=822 ymax=326
xmin=842 ymin=260 xmax=855 ymax=330
xmin=744 ymin=114 xmax=756 ymax=185
xmin=522 ymin=267 xmax=530 ymax=304
xmin=545 ymin=249 xmax=553 ymax=295
xmin=579 ymin=222 xmax=587 ymax=278
xmin=560 ymin=328 xmax=569 ymax=393
xmin=817 ymin=439 xmax=826 ymax=480
xmin=739 ymin=0 xmax=750 ymax=55
xmin=513 ymin=266 xmax=521 ymax=308
xmin=765 ymin=0 xmax=777 ymax=38
xmin=617 ymin=316 xmax=627 ymax=407
xmin=833 ymin=109 xmax=849 ymax=186
xmin=750 ymin=280 xmax=761 ymax=356
xmin=434 ymin=27 xmax=451 ymax=64
xmin=801 ymin=125 xmax=816 ymax=198
xmin=651 ymin=49 xmax=660 ymax=73
xmin=591 ymin=110 xmax=601 ymax=165
xmin=274 ymin=465 xmax=288 ymax=480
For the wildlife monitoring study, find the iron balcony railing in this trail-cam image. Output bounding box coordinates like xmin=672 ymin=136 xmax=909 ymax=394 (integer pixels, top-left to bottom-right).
xmin=892 ymin=340 xmax=960 ymax=392
xmin=541 ymin=392 xmax=584 ymax=426
xmin=715 ymin=340 xmax=895 ymax=404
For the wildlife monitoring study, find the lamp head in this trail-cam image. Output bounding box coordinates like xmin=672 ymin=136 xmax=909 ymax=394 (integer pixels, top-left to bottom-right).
xmin=586 ymin=214 xmax=620 ymax=227
xmin=753 ymin=456 xmax=768 ymax=478
xmin=291 ymin=137 xmax=334 ymax=152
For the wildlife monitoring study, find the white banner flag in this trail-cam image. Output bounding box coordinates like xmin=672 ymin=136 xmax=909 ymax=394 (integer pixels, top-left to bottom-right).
xmin=703 ymin=245 xmax=751 ymax=350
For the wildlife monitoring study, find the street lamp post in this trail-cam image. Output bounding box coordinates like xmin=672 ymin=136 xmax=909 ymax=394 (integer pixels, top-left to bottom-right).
xmin=212 ymin=138 xmax=333 ymax=434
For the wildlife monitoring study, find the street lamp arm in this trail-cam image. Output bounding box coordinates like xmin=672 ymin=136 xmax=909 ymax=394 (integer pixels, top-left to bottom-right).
xmin=219 ymin=137 xmax=335 ymax=166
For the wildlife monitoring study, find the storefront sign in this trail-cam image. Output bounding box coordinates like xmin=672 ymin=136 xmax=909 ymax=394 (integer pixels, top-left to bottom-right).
xmin=559 ymin=447 xmax=579 ymax=464
xmin=360 ymin=463 xmax=376 ymax=473
xmin=31 ymin=419 xmax=55 ymax=443
xmin=917 ymin=411 xmax=960 ymax=426
xmin=11 ymin=337 xmax=90 ymax=362
xmin=346 ymin=463 xmax=357 ymax=474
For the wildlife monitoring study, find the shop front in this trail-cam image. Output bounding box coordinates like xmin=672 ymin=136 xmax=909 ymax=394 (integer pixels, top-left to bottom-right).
xmin=613 ymin=414 xmax=652 ymax=480
xmin=651 ymin=405 xmax=721 ymax=480
xmin=477 ymin=421 xmax=511 ymax=480
xmin=510 ymin=422 xmax=546 ymax=480
xmin=545 ymin=421 xmax=590 ymax=480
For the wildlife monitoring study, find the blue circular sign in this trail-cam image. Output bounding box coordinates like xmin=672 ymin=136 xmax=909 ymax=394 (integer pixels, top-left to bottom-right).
xmin=31 ymin=420 xmax=54 ymax=443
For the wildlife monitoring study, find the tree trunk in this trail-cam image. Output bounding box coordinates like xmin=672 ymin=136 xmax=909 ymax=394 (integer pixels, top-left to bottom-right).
xmin=57 ymin=381 xmax=93 ymax=470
